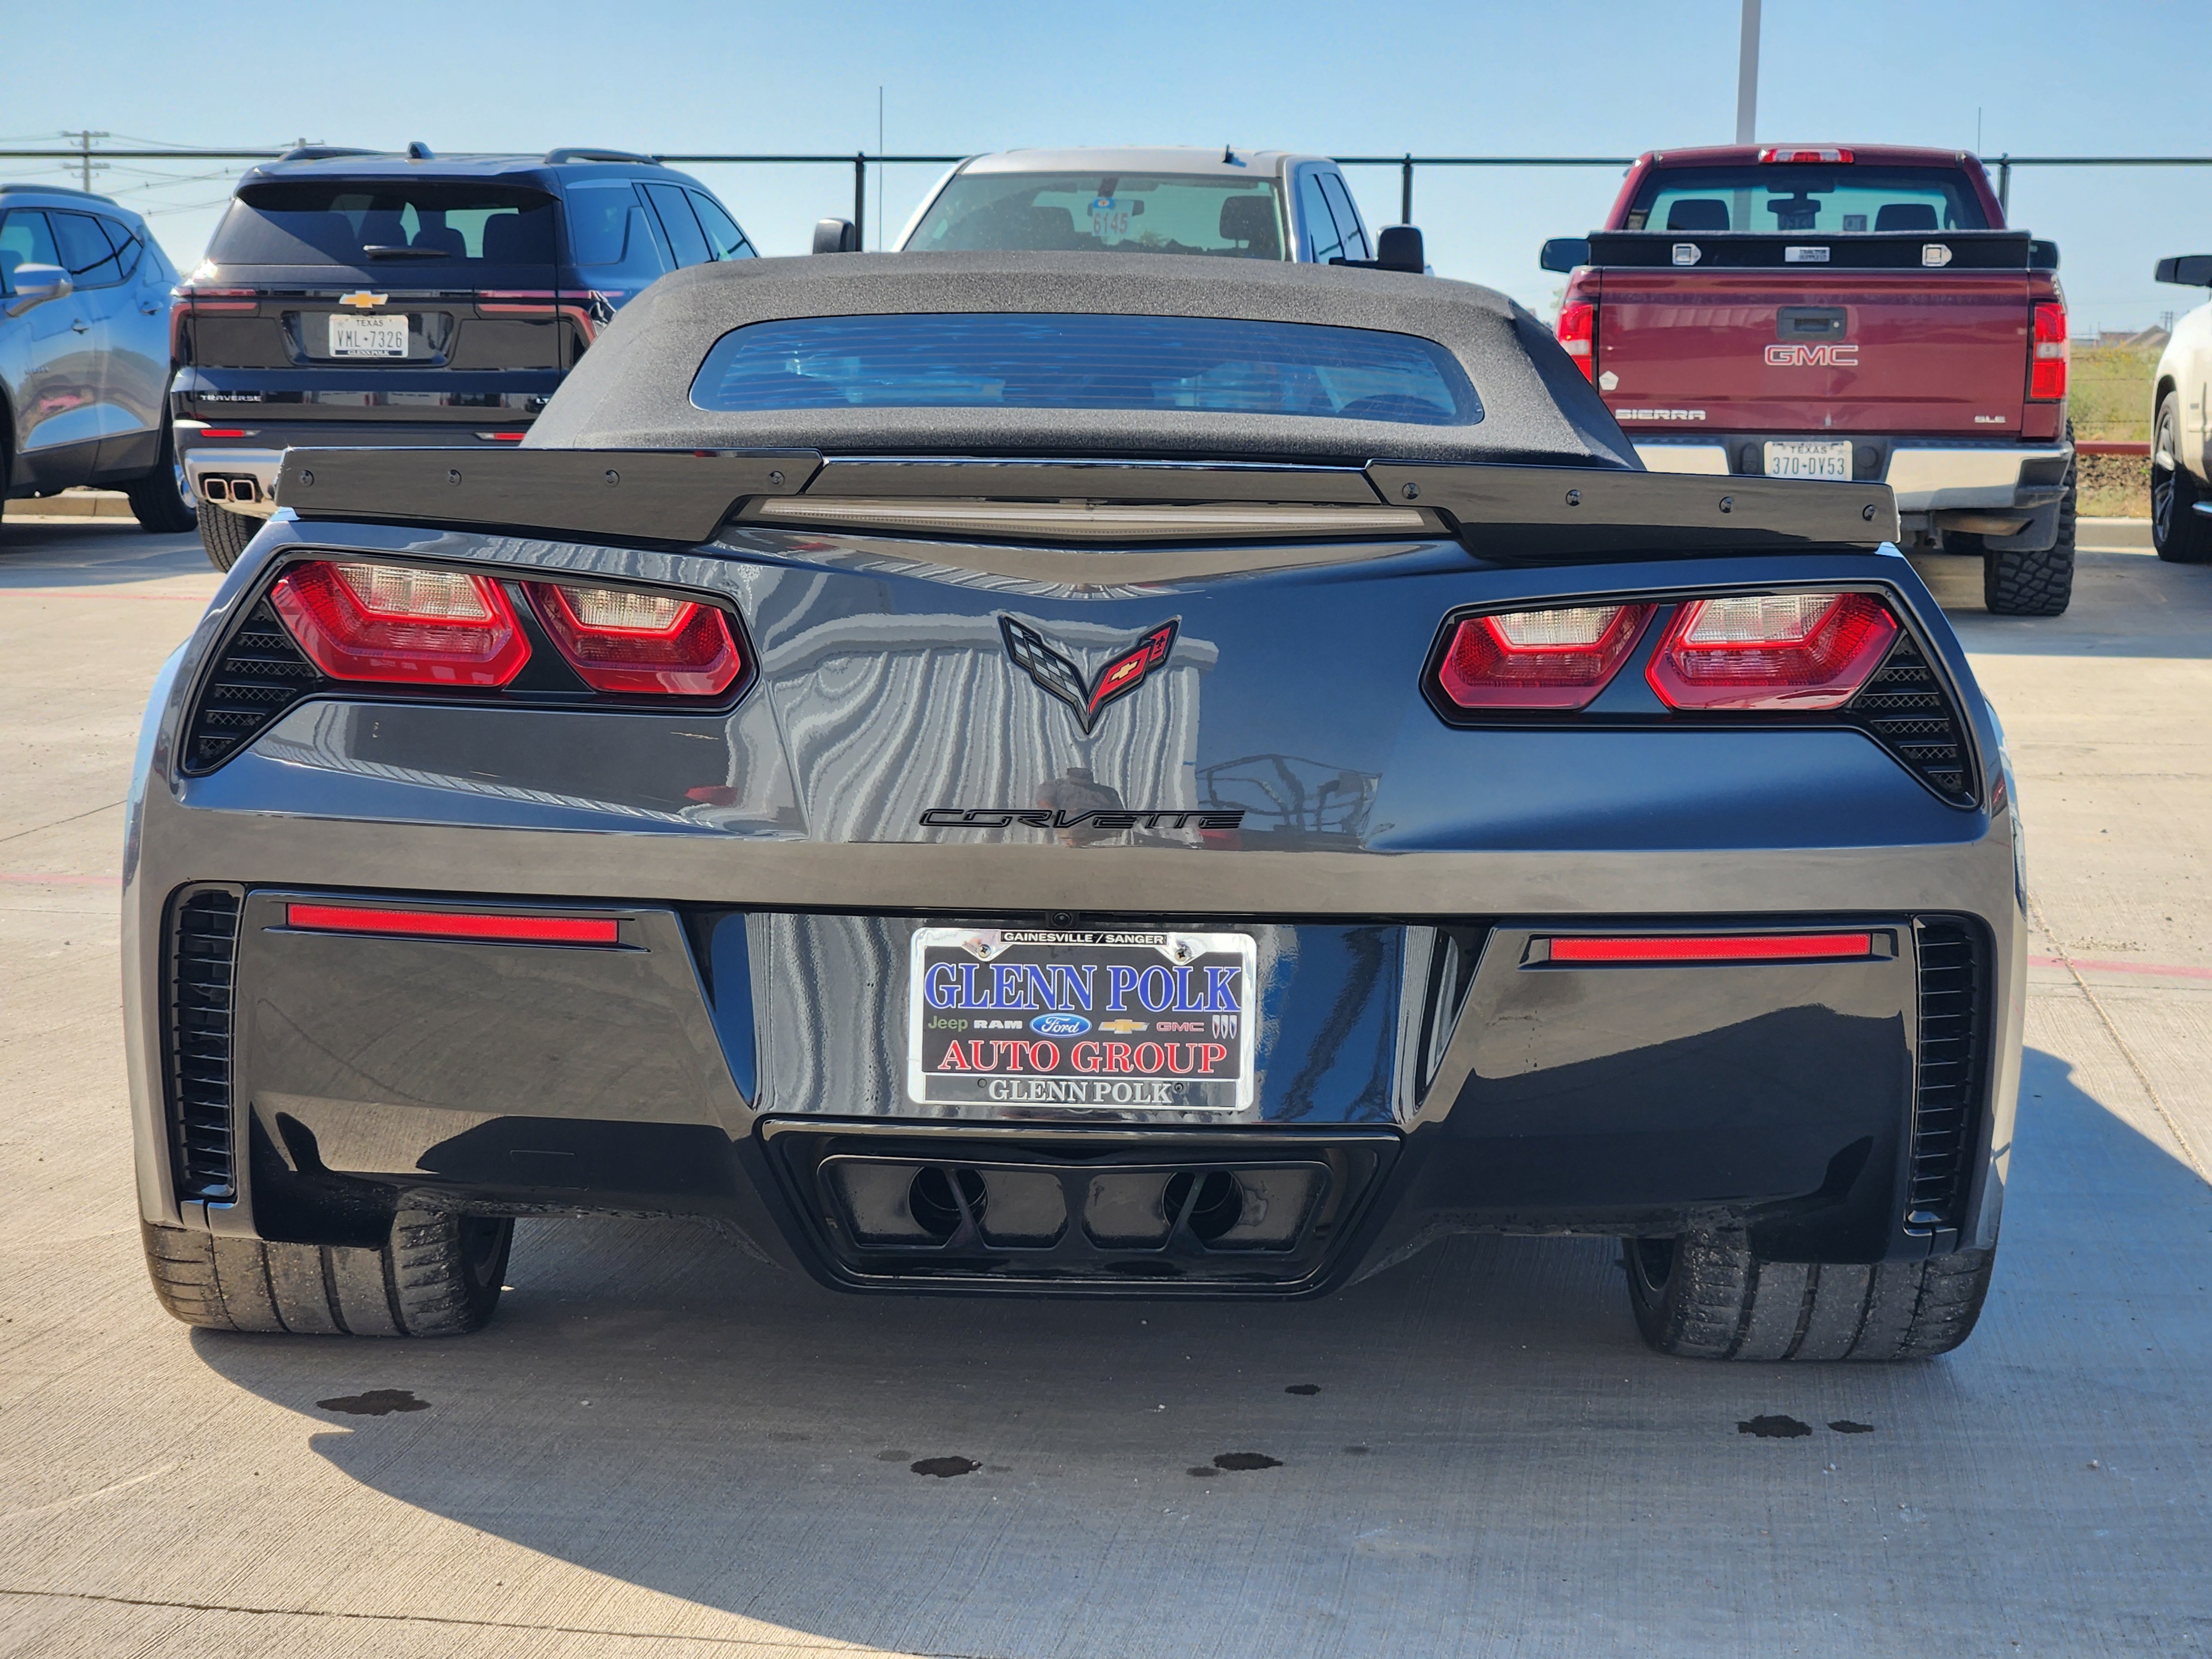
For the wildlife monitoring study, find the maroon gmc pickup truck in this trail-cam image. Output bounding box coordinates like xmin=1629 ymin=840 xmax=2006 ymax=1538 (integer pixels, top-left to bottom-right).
xmin=1542 ymin=143 xmax=2072 ymax=615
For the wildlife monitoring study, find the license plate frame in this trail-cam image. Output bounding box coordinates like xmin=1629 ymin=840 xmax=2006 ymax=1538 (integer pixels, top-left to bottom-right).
xmin=326 ymin=312 xmax=411 ymax=358
xmin=906 ymin=926 xmax=1258 ymax=1112
xmin=1763 ymin=439 xmax=1854 ymax=480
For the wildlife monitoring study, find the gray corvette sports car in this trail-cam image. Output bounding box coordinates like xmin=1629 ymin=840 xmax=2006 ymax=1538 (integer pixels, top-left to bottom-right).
xmin=125 ymin=252 xmax=2022 ymax=1360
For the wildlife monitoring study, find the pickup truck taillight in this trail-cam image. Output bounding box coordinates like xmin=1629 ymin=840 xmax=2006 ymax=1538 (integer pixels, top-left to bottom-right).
xmin=2030 ymin=302 xmax=2068 ymax=401
xmin=1556 ymin=300 xmax=1597 ymax=382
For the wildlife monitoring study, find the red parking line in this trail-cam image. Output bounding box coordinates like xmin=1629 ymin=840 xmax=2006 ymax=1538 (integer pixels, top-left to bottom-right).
xmin=2030 ymin=953 xmax=2212 ymax=981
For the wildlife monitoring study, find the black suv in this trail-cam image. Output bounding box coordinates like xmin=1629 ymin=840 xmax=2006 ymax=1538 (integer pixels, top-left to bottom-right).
xmin=171 ymin=145 xmax=757 ymax=568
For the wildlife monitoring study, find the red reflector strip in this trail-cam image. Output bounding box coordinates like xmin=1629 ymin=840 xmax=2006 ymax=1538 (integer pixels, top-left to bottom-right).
xmin=285 ymin=903 xmax=617 ymax=945
xmin=1548 ymin=932 xmax=1874 ymax=964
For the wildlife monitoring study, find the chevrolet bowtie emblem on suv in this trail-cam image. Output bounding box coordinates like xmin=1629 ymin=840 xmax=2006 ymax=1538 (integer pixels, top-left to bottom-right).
xmin=999 ymin=615 xmax=1178 ymax=734
xmin=337 ymin=291 xmax=389 ymax=310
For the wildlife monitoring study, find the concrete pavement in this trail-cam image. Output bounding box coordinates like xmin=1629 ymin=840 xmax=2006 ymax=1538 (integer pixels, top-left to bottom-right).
xmin=1 ymin=515 xmax=2206 ymax=1657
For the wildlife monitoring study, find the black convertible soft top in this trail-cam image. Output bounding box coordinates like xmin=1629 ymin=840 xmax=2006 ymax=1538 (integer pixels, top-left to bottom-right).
xmin=525 ymin=252 xmax=1641 ymax=469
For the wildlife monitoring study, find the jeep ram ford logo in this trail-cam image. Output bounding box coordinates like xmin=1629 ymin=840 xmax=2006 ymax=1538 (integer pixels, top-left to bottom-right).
xmin=1765 ymin=343 xmax=1859 ymax=367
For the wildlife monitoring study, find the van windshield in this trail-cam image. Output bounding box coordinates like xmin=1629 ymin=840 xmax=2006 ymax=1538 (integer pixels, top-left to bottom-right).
xmin=905 ymin=174 xmax=1287 ymax=259
xmin=1626 ymin=166 xmax=1991 ymax=234
xmin=690 ymin=313 xmax=1480 ymax=425
xmin=208 ymin=182 xmax=557 ymax=267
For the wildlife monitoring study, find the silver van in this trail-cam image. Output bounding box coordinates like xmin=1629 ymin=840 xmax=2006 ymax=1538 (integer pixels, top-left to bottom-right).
xmin=0 ymin=184 xmax=196 ymax=529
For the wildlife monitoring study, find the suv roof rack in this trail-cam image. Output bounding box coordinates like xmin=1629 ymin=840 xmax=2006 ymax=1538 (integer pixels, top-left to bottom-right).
xmin=277 ymin=145 xmax=384 ymax=163
xmin=544 ymin=147 xmax=656 ymax=165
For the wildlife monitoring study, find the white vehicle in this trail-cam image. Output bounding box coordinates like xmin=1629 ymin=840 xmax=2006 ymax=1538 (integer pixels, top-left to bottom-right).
xmin=880 ymin=146 xmax=1423 ymax=272
xmin=2151 ymin=253 xmax=2212 ymax=560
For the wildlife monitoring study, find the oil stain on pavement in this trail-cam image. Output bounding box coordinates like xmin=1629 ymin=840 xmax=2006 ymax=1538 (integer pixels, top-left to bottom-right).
xmin=317 ymin=1389 xmax=430 ymax=1417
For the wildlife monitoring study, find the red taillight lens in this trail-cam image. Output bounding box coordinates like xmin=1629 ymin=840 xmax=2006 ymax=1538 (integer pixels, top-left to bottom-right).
xmin=529 ymin=583 xmax=743 ymax=696
xmin=2030 ymin=301 xmax=2068 ymax=401
xmin=1547 ymin=931 xmax=1874 ymax=964
xmin=1646 ymin=592 xmax=1897 ymax=711
xmin=1437 ymin=603 xmax=1654 ymax=711
xmin=1758 ymin=147 xmax=1854 ymax=164
xmin=270 ymin=560 xmax=529 ymax=687
xmin=1556 ymin=301 xmax=1597 ymax=382
xmin=286 ymin=903 xmax=618 ymax=945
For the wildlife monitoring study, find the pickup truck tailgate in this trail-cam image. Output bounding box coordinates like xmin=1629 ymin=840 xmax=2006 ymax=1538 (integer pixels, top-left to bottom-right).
xmin=1587 ymin=234 xmax=2036 ymax=439
xmin=1600 ymin=270 xmax=2029 ymax=436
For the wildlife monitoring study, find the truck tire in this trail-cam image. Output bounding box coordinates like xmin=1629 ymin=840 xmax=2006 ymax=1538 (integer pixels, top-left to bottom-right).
xmin=124 ymin=418 xmax=199 ymax=533
xmin=198 ymin=502 xmax=258 ymax=572
xmin=1981 ymin=438 xmax=2075 ymax=616
xmin=1624 ymin=1229 xmax=1995 ymax=1361
xmin=2152 ymin=393 xmax=2212 ymax=562
xmin=141 ymin=1209 xmax=513 ymax=1337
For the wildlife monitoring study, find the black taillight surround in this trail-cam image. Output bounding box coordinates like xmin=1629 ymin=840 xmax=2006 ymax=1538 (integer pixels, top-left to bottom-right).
xmin=1419 ymin=580 xmax=1982 ymax=809
xmin=178 ymin=551 xmax=759 ymax=776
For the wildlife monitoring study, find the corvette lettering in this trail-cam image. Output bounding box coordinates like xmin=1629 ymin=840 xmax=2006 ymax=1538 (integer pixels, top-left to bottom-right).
xmin=1000 ymin=614 xmax=1178 ymax=734
xmin=1765 ymin=343 xmax=1859 ymax=368
xmin=920 ymin=807 xmax=1244 ymax=831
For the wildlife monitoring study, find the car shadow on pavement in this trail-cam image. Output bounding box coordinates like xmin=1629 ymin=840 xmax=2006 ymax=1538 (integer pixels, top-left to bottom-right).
xmin=0 ymin=518 xmax=214 ymax=588
xmin=180 ymin=1045 xmax=2209 ymax=1657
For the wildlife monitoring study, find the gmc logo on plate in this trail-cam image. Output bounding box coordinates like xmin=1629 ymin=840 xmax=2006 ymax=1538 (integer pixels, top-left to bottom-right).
xmin=1765 ymin=343 xmax=1859 ymax=368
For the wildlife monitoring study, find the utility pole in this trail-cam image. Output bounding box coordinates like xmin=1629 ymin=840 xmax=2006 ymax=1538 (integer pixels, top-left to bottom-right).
xmin=60 ymin=129 xmax=108 ymax=192
xmin=1734 ymin=0 xmax=1760 ymax=145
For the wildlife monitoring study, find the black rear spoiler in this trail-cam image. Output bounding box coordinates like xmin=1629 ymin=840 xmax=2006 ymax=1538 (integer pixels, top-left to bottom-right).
xmin=1543 ymin=229 xmax=2057 ymax=273
xmin=277 ymin=447 xmax=1899 ymax=553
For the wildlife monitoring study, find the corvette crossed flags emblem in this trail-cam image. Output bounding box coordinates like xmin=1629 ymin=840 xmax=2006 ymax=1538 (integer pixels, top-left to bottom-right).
xmin=998 ymin=615 xmax=1180 ymax=734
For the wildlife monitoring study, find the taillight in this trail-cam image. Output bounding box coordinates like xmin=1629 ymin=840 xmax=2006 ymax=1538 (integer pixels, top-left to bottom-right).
xmin=168 ymin=293 xmax=191 ymax=364
xmin=2030 ymin=301 xmax=2068 ymax=401
xmin=529 ymin=584 xmax=744 ymax=696
xmin=1645 ymin=592 xmax=1897 ymax=711
xmin=1759 ymin=147 xmax=1854 ymax=164
xmin=1436 ymin=603 xmax=1654 ymax=710
xmin=270 ymin=560 xmax=530 ymax=687
xmin=1556 ymin=301 xmax=1597 ymax=382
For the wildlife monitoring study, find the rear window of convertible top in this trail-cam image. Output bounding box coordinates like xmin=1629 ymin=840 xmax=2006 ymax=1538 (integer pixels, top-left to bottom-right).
xmin=687 ymin=313 xmax=1481 ymax=425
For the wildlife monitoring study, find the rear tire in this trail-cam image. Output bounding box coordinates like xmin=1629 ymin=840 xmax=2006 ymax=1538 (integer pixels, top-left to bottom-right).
xmin=197 ymin=501 xmax=258 ymax=572
xmin=2152 ymin=393 xmax=2212 ymax=562
xmin=142 ymin=1209 xmax=513 ymax=1337
xmin=124 ymin=418 xmax=199 ymax=533
xmin=1623 ymin=1228 xmax=1995 ymax=1361
xmin=1981 ymin=430 xmax=2075 ymax=616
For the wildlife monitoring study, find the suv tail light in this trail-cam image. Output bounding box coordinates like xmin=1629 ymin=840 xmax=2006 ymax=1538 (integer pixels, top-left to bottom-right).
xmin=1646 ymin=592 xmax=1897 ymax=710
xmin=270 ymin=561 xmax=530 ymax=687
xmin=1556 ymin=301 xmax=1597 ymax=382
xmin=530 ymin=584 xmax=744 ymax=696
xmin=2030 ymin=302 xmax=2068 ymax=401
xmin=1436 ymin=603 xmax=1655 ymax=710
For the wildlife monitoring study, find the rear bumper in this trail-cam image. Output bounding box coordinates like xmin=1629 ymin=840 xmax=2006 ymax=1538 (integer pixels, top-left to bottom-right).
xmin=1637 ymin=437 xmax=2072 ymax=550
xmin=133 ymin=873 xmax=2017 ymax=1291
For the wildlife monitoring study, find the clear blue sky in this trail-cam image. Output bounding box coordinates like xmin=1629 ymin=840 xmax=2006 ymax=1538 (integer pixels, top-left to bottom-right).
xmin=7 ymin=0 xmax=2206 ymax=331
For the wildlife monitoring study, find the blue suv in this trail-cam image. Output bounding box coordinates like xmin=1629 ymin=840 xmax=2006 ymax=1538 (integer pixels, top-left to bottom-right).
xmin=171 ymin=145 xmax=757 ymax=568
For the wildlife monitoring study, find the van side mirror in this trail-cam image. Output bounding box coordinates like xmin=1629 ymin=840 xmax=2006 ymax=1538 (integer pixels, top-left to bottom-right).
xmin=4 ymin=263 xmax=71 ymax=317
xmin=1539 ymin=238 xmax=1591 ymax=274
xmin=1376 ymin=225 xmax=1425 ymax=273
xmin=812 ymin=218 xmax=862 ymax=254
xmin=2156 ymin=254 xmax=2212 ymax=286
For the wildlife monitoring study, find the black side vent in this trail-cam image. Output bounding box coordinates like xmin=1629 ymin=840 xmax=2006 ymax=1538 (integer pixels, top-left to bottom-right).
xmin=1848 ymin=632 xmax=1975 ymax=805
xmin=183 ymin=599 xmax=325 ymax=773
xmin=168 ymin=888 xmax=243 ymax=1203
xmin=1906 ymin=918 xmax=1986 ymax=1234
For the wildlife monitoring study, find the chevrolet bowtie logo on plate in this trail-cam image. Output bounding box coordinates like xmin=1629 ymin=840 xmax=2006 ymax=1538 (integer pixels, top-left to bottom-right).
xmin=336 ymin=291 xmax=389 ymax=309
xmin=999 ymin=615 xmax=1178 ymax=735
